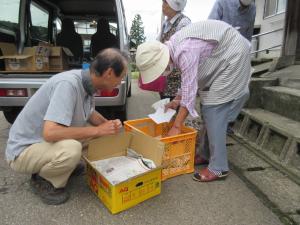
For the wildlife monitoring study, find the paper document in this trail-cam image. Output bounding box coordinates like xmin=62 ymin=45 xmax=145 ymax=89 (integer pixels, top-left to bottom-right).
xmin=92 ymin=150 xmax=156 ymax=185
xmin=92 ymin=156 xmax=152 ymax=185
xmin=148 ymin=99 xmax=176 ymax=124
xmin=151 ymin=98 xmax=170 ymax=110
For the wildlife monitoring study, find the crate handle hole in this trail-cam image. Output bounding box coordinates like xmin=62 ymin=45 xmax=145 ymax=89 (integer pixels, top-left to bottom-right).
xmin=136 ymin=181 xmax=143 ymax=187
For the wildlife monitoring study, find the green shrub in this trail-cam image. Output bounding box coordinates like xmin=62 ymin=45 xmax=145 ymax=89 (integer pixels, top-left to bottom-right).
xmin=131 ymin=71 xmax=140 ymax=79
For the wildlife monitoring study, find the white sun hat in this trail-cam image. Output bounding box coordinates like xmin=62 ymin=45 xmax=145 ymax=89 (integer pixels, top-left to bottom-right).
xmin=166 ymin=0 xmax=187 ymax=12
xmin=135 ymin=41 xmax=170 ymax=84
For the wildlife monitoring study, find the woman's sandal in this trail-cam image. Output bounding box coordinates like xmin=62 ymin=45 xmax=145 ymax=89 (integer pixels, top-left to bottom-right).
xmin=193 ymin=167 xmax=229 ymax=182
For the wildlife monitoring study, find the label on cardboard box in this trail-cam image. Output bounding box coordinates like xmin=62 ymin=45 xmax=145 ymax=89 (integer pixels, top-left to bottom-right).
xmin=7 ymin=59 xmax=21 ymax=70
xmin=35 ymin=57 xmax=44 ymax=70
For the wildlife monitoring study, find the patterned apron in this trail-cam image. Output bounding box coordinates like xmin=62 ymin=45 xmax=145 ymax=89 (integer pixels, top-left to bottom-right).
xmin=160 ymin=14 xmax=186 ymax=99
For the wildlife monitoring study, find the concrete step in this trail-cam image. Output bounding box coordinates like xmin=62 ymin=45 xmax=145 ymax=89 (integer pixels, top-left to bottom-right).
xmin=252 ymin=61 xmax=274 ymax=77
xmin=261 ymin=86 xmax=300 ymax=122
xmin=279 ymin=77 xmax=300 ymax=90
xmin=232 ymin=108 xmax=300 ymax=184
xmin=246 ymin=78 xmax=278 ymax=108
xmin=227 ymin=137 xmax=300 ymax=223
xmin=251 ymin=58 xmax=273 ymax=66
xmin=260 ymin=65 xmax=300 ymax=79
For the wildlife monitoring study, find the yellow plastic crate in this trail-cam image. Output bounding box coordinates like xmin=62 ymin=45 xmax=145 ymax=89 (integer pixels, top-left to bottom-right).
xmin=124 ymin=118 xmax=197 ymax=180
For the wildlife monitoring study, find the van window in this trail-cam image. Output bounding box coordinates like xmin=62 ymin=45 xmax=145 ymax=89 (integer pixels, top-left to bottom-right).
xmin=0 ymin=0 xmax=20 ymax=31
xmin=74 ymin=20 xmax=119 ymax=59
xmin=75 ymin=21 xmax=96 ymax=35
xmin=110 ymin=22 xmax=118 ymax=36
xmin=30 ymin=1 xmax=49 ymax=41
xmin=75 ymin=21 xmax=96 ymax=58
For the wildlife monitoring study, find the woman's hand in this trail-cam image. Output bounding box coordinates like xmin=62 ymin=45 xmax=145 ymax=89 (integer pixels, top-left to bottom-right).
xmin=164 ymin=100 xmax=180 ymax=112
xmin=167 ymin=125 xmax=181 ymax=136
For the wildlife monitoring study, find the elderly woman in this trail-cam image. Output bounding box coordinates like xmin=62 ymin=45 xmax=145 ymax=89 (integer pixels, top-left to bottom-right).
xmin=136 ymin=20 xmax=251 ymax=182
xmin=158 ymin=0 xmax=190 ymax=100
xmin=159 ymin=0 xmax=206 ymax=166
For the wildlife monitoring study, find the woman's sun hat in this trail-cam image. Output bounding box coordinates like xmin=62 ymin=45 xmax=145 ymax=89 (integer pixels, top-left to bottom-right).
xmin=135 ymin=41 xmax=170 ymax=84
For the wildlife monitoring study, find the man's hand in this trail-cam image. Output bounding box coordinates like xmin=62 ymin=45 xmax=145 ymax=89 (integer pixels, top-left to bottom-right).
xmin=43 ymin=119 xmax=123 ymax=142
xmin=96 ymin=119 xmax=122 ymax=136
xmin=164 ymin=100 xmax=180 ymax=112
xmin=167 ymin=125 xmax=181 ymax=136
xmin=112 ymin=119 xmax=122 ymax=130
xmin=89 ymin=110 xmax=108 ymax=126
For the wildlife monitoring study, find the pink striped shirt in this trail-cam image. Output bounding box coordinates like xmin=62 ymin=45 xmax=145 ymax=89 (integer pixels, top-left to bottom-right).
xmin=165 ymin=38 xmax=217 ymax=118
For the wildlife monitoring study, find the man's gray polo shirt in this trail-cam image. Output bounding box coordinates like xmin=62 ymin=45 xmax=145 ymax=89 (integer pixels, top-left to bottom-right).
xmin=5 ymin=69 xmax=94 ymax=161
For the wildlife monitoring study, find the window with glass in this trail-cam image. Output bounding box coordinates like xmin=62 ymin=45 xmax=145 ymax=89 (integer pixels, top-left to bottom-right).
xmin=264 ymin=0 xmax=287 ymax=18
xmin=75 ymin=21 xmax=96 ymax=35
xmin=30 ymin=1 xmax=49 ymax=41
xmin=0 ymin=0 xmax=20 ymax=31
xmin=74 ymin=21 xmax=95 ymax=54
xmin=74 ymin=20 xmax=119 ymax=52
xmin=109 ymin=22 xmax=118 ymax=36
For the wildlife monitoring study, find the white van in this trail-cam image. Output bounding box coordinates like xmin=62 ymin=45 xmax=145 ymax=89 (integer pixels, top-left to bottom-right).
xmin=0 ymin=0 xmax=131 ymax=123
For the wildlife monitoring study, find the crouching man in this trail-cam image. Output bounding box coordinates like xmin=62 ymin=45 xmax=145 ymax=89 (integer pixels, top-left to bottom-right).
xmin=5 ymin=48 xmax=128 ymax=205
xmin=135 ymin=20 xmax=251 ymax=182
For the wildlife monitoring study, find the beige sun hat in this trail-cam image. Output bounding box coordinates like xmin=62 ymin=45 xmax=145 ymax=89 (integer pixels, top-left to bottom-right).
xmin=135 ymin=41 xmax=170 ymax=84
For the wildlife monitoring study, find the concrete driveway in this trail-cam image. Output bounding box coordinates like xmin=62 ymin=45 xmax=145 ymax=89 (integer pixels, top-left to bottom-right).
xmin=0 ymin=80 xmax=282 ymax=225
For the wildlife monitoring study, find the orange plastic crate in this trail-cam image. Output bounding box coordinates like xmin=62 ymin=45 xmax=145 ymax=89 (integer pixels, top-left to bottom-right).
xmin=124 ymin=118 xmax=197 ymax=181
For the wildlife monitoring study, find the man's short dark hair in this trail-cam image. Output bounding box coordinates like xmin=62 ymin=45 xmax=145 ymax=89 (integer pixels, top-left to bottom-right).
xmin=90 ymin=48 xmax=129 ymax=77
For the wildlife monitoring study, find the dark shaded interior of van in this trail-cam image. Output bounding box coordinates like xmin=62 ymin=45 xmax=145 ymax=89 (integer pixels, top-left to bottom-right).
xmin=0 ymin=0 xmax=124 ymax=65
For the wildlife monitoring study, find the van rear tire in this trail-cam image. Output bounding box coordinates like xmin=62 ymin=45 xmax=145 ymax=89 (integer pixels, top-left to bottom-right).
xmin=3 ymin=107 xmax=22 ymax=124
